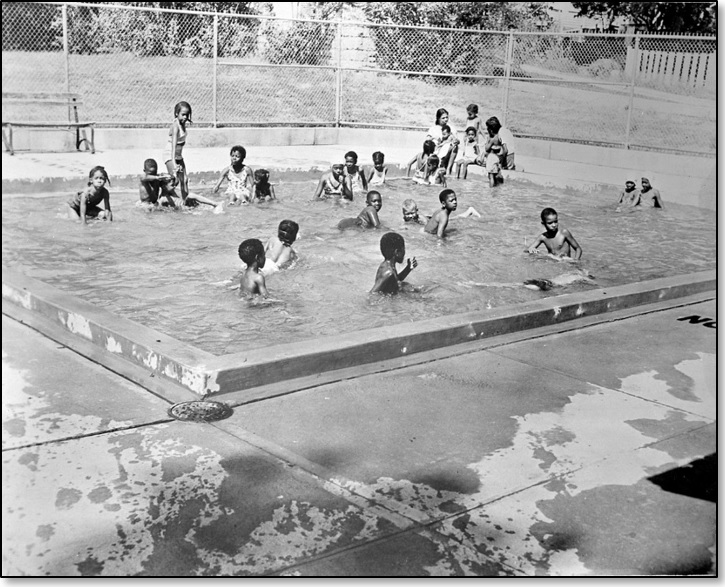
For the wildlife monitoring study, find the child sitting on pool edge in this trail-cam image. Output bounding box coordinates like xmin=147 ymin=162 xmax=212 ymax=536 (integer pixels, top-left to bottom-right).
xmin=262 ymin=219 xmax=299 ymax=277
xmin=138 ymin=158 xmax=177 ymax=210
xmin=337 ymin=190 xmax=382 ymax=230
xmin=526 ymin=207 xmax=582 ymax=260
xmin=370 ymin=232 xmax=418 ymax=295
xmin=238 ymin=238 xmax=269 ymax=299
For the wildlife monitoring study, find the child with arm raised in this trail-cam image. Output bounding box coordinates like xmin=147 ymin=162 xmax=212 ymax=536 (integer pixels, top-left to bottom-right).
xmin=370 ymin=232 xmax=418 ymax=295
xmin=139 ymin=158 xmax=177 ymax=209
xmin=312 ymin=163 xmax=352 ymax=200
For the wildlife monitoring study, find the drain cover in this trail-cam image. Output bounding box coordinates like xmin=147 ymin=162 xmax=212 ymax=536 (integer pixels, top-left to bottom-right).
xmin=168 ymin=401 xmax=233 ymax=422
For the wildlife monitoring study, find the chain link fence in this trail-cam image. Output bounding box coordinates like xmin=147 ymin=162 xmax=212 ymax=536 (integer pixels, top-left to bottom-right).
xmin=2 ymin=2 xmax=716 ymax=155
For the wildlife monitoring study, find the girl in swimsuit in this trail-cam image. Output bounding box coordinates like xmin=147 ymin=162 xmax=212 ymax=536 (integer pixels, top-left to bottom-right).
xmin=344 ymin=150 xmax=367 ymax=199
xmin=165 ymin=101 xmax=223 ymax=210
xmin=405 ymin=140 xmax=436 ymax=181
xmin=312 ymin=163 xmax=352 ymax=200
xmin=367 ymin=151 xmax=387 ymax=186
xmin=67 ymin=166 xmax=113 ymax=225
xmin=213 ymin=145 xmax=253 ymax=205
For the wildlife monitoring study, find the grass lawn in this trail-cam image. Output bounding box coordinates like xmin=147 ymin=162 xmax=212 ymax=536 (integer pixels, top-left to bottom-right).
xmin=2 ymin=51 xmax=714 ymax=154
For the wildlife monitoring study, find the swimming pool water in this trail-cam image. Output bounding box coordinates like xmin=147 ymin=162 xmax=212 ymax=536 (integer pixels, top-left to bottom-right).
xmin=2 ymin=174 xmax=715 ymax=355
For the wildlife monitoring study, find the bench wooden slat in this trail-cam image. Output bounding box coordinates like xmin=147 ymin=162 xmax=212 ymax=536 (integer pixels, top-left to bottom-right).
xmin=1 ymin=92 xmax=95 ymax=155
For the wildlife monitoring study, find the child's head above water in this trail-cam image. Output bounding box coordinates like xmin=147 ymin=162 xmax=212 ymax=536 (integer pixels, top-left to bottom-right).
xmin=540 ymin=207 xmax=558 ymax=224
xmin=402 ymin=198 xmax=419 ymax=222
xmin=344 ymin=151 xmax=358 ymax=167
xmin=88 ymin=165 xmax=110 ymax=186
xmin=331 ymin=162 xmax=345 ymax=176
xmin=366 ymin=190 xmax=382 ymax=210
xmin=254 ymin=168 xmax=269 ymax=184
xmin=380 ymin=231 xmax=405 ymax=262
xmin=423 ymin=140 xmax=436 ymax=155
xmin=143 ymin=158 xmax=158 ymax=174
xmin=238 ymin=238 xmax=265 ymax=266
xmin=439 ymin=188 xmax=457 ymax=208
xmin=426 ymin=154 xmax=440 ymax=171
xmin=277 ymin=219 xmax=299 ymax=246
xmin=230 ymin=145 xmax=246 ymax=161
xmin=372 ymin=151 xmax=385 ymax=167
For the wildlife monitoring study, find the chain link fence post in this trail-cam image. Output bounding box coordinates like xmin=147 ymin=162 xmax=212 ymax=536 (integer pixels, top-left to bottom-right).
xmin=624 ymin=34 xmax=640 ymax=150
xmin=335 ymin=19 xmax=342 ymax=127
xmin=212 ymin=14 xmax=218 ymax=128
xmin=62 ymin=2 xmax=70 ymax=121
xmin=501 ymin=31 xmax=514 ymax=127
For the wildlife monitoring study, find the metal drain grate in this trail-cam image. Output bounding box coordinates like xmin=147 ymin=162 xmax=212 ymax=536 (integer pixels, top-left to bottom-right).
xmin=168 ymin=401 xmax=233 ymax=422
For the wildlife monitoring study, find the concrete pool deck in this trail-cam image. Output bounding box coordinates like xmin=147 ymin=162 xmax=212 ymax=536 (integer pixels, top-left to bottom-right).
xmin=2 ymin=295 xmax=716 ymax=576
xmin=2 ymin=141 xmax=717 ymax=576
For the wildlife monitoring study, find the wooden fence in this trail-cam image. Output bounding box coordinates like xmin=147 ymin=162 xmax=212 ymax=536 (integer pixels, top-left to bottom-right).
xmin=626 ymin=47 xmax=715 ymax=89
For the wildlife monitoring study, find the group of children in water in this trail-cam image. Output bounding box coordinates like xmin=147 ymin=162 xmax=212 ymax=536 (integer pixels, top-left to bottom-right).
xmin=65 ymin=99 xmax=663 ymax=300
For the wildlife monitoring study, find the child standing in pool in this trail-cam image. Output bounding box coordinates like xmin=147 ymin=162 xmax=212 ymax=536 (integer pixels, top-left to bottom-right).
xmin=367 ymin=151 xmax=387 ymax=186
xmin=251 ymin=169 xmax=276 ymax=202
xmin=344 ymin=151 xmax=368 ymax=198
xmin=213 ymin=145 xmax=253 ymax=205
xmin=312 ymin=163 xmax=352 ymax=200
xmin=337 ymin=190 xmax=382 ymax=229
xmin=424 ymin=189 xmax=458 ymax=238
xmin=166 ymin=101 xmax=223 ymax=210
xmin=485 ymin=144 xmax=503 ymax=187
xmin=68 ymin=166 xmax=113 ymax=225
xmin=138 ymin=158 xmax=177 ymax=209
xmin=370 ymin=232 xmax=418 ymax=294
xmin=526 ymin=207 xmax=582 ymax=260
xmin=262 ymin=219 xmax=299 ymax=276
xmin=238 ymin=238 xmax=269 ymax=299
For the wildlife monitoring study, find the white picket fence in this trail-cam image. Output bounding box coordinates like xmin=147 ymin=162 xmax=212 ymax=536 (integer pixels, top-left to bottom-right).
xmin=626 ymin=47 xmax=715 ymax=89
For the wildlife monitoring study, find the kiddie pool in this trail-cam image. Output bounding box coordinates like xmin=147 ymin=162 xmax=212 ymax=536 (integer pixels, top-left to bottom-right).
xmin=1 ymin=166 xmax=716 ymax=397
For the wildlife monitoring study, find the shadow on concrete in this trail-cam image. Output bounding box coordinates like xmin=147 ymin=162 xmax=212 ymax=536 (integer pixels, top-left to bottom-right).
xmin=647 ymin=453 xmax=716 ymax=503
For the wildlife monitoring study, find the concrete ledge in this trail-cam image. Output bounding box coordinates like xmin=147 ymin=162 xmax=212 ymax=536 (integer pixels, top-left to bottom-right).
xmin=2 ymin=267 xmax=715 ymax=398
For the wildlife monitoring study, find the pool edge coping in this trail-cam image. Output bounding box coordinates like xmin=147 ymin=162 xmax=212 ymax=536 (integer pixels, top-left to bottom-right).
xmin=2 ymin=267 xmax=716 ymax=397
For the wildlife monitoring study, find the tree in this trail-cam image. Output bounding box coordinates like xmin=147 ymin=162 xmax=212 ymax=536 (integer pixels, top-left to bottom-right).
xmin=570 ymin=2 xmax=716 ymax=33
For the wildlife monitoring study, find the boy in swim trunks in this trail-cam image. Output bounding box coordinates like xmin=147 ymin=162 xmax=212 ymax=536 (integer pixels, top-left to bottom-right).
xmin=139 ymin=158 xmax=177 ymax=209
xmin=238 ymin=238 xmax=269 ymax=299
xmin=370 ymin=232 xmax=418 ymax=295
xmin=312 ymin=163 xmax=352 ymax=200
xmin=337 ymin=190 xmax=382 ymax=229
xmin=526 ymin=207 xmax=582 ymax=260
xmin=262 ymin=219 xmax=299 ymax=277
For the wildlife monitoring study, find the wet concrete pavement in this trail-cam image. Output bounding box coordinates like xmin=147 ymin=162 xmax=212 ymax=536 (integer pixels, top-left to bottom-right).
xmin=2 ymin=297 xmax=716 ymax=576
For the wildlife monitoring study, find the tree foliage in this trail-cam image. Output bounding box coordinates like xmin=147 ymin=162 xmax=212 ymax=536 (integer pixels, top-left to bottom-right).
xmin=570 ymin=2 xmax=716 ymax=33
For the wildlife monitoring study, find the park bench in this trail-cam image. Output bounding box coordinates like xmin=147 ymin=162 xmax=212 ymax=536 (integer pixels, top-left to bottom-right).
xmin=2 ymin=92 xmax=95 ymax=155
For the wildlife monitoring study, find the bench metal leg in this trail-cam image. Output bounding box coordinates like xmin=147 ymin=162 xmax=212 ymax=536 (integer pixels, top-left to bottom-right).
xmin=2 ymin=125 xmax=14 ymax=155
